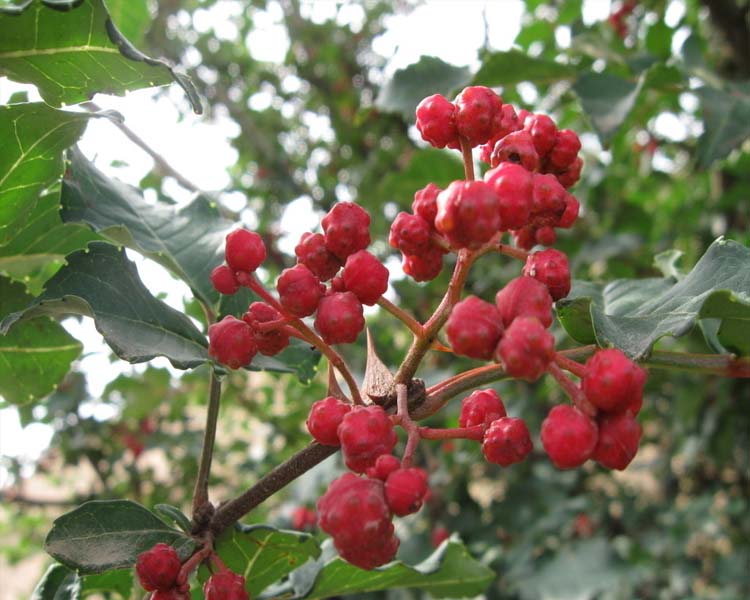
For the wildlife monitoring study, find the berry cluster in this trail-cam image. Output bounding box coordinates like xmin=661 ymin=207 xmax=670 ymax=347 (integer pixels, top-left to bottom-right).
xmin=208 ymin=201 xmax=388 ymax=369
xmin=135 ymin=544 xmax=249 ymax=599
xmin=306 ymin=398 xmax=430 ymax=569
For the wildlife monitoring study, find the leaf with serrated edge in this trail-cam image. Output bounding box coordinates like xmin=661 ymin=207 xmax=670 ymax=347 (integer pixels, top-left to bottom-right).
xmin=0 ymin=242 xmax=208 ymax=369
xmin=0 ymin=0 xmax=201 ymax=112
xmin=557 ymin=238 xmax=750 ymax=358
xmin=0 ymin=103 xmax=90 ymax=245
xmin=376 ymin=56 xmax=472 ymax=121
xmin=61 ymin=148 xmax=226 ymax=307
xmin=302 ymin=538 xmax=493 ymax=599
xmin=0 ymin=277 xmax=82 ymax=405
xmin=473 ymin=49 xmax=576 ymax=86
xmin=31 ymin=563 xmax=81 ymax=600
xmin=198 ymin=524 xmax=321 ymax=597
xmin=45 ymin=500 xmax=194 ymax=574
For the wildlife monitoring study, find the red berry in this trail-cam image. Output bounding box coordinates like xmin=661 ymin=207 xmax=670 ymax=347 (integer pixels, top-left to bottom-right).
xmin=211 ymin=265 xmax=239 ymax=295
xmin=367 ymin=454 xmax=402 ymax=481
xmin=314 ymin=291 xmax=365 ymax=344
xmin=548 ymin=129 xmax=581 ymax=170
xmin=534 ymin=225 xmax=557 ymax=246
xmin=342 ymin=250 xmax=389 ymax=305
xmin=530 ymin=173 xmax=567 ymax=220
xmin=415 ymin=94 xmax=459 ymax=149
xmin=556 ymin=156 xmax=583 ymax=189
xmin=306 ymin=396 xmax=352 ymax=446
xmin=384 ymin=468 xmax=429 ymax=516
xmin=540 ymin=405 xmax=598 ymax=469
xmin=557 ymin=193 xmax=580 ymax=228
xmin=208 ymin=316 xmax=257 ymax=369
xmin=458 ymin=389 xmax=506 ymax=428
xmin=482 ymin=417 xmax=533 ymax=466
xmin=224 ymin=229 xmax=266 ymax=273
xmin=483 ymin=162 xmax=533 ymax=230
xmin=322 ymin=202 xmax=371 ymax=261
xmin=523 ymin=113 xmax=557 ymax=157
xmin=582 ymin=349 xmax=647 ymax=414
xmin=317 ymin=473 xmax=399 ymax=570
xmin=446 ymin=296 xmax=504 ymax=360
xmin=512 ymin=226 xmax=537 ymax=251
xmin=338 ymin=405 xmax=397 ymax=473
xmin=135 ymin=543 xmax=181 ymax=592
xmin=523 ymin=248 xmax=571 ymax=301
xmin=479 ymin=104 xmax=522 ymax=163
xmin=295 ymin=232 xmax=342 ymax=281
xmin=412 ymin=183 xmax=441 ymax=224
xmin=454 ymin=86 xmax=504 ymax=147
xmin=203 ymin=570 xmax=249 ymax=600
xmin=490 ymin=130 xmax=540 ymax=172
xmin=402 ymin=247 xmax=444 ymax=282
xmin=389 ymin=212 xmax=432 ymax=255
xmin=496 ymin=316 xmax=555 ymax=381
xmin=277 ymin=264 xmax=325 ymax=317
xmin=495 ymin=276 xmax=553 ymax=329
xmin=593 ymin=412 xmax=642 ymax=470
xmin=435 ymin=180 xmax=501 ymax=249
xmin=242 ymin=302 xmax=289 ymax=356
xmin=291 ymin=506 xmax=317 ymax=531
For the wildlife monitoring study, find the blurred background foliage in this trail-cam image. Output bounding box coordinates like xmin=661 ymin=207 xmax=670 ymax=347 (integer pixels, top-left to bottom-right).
xmin=1 ymin=0 xmax=748 ymax=598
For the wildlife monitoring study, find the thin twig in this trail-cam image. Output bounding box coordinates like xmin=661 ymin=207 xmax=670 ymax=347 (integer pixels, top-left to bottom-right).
xmin=192 ymin=372 xmax=222 ymax=515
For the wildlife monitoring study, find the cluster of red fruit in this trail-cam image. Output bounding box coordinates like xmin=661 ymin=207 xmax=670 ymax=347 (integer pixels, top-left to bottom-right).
xmin=135 ymin=543 xmax=248 ymax=599
xmin=208 ymin=202 xmax=388 ymax=368
xmin=306 ymin=398 xmax=429 ymax=569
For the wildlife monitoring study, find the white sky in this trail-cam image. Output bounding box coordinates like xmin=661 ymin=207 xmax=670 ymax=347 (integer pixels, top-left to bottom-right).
xmin=0 ymin=0 xmax=619 ymax=484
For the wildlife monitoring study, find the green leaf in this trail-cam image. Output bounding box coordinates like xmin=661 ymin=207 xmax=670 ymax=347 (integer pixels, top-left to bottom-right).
xmin=0 ymin=277 xmax=82 ymax=405
xmin=375 ymin=149 xmax=464 ymax=206
xmin=0 ymin=191 xmax=101 ymax=294
xmin=557 ymin=238 xmax=750 ymax=358
xmin=0 ymin=242 xmax=209 ymax=369
xmin=573 ymin=72 xmax=642 ymax=145
xmin=695 ymin=83 xmax=750 ymax=167
xmin=45 ymin=500 xmax=195 ymax=574
xmin=301 ymin=538 xmax=493 ymax=599
xmin=250 ymin=341 xmax=321 ymax=385
xmin=0 ymin=0 xmax=201 ymax=112
xmin=31 ymin=564 xmax=81 ymax=600
xmin=200 ymin=524 xmax=321 ymax=597
xmin=0 ymin=103 xmax=90 ymax=246
xmin=80 ymin=569 xmax=133 ymax=599
xmin=474 ymin=49 xmax=576 ymax=87
xmin=61 ymin=148 xmax=227 ymax=307
xmin=105 ymin=0 xmax=150 ymax=46
xmin=154 ymin=504 xmax=192 ymax=534
xmin=376 ymin=56 xmax=472 ymax=121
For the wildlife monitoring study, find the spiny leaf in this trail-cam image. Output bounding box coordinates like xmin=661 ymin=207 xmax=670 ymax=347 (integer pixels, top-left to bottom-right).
xmin=61 ymin=148 xmax=227 ymax=307
xmin=0 ymin=0 xmax=201 ymax=112
xmin=45 ymin=500 xmax=195 ymax=574
xmin=0 ymin=277 xmax=82 ymax=405
xmin=300 ymin=538 xmax=493 ymax=599
xmin=0 ymin=242 xmax=209 ymax=369
xmin=557 ymin=238 xmax=750 ymax=358
xmin=0 ymin=103 xmax=91 ymax=245
xmin=198 ymin=524 xmax=321 ymax=597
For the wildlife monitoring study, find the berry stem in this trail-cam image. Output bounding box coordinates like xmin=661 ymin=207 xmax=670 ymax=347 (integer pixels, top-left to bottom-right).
xmin=192 ymin=371 xmax=222 ymax=517
xmin=494 ymin=242 xmax=529 ymax=262
xmin=177 ymin=543 xmax=213 ymax=586
xmin=378 ymin=296 xmax=424 ymax=338
xmin=460 ymin=136 xmax=475 ymax=180
xmin=554 ymin=352 xmax=586 ymax=378
xmin=242 ymin=273 xmax=363 ymax=404
xmin=419 ymin=425 xmax=485 ymax=441
xmin=394 ymin=249 xmax=478 ymax=385
xmin=546 ymin=362 xmax=597 ymax=417
xmin=395 ymin=383 xmax=420 ymax=467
